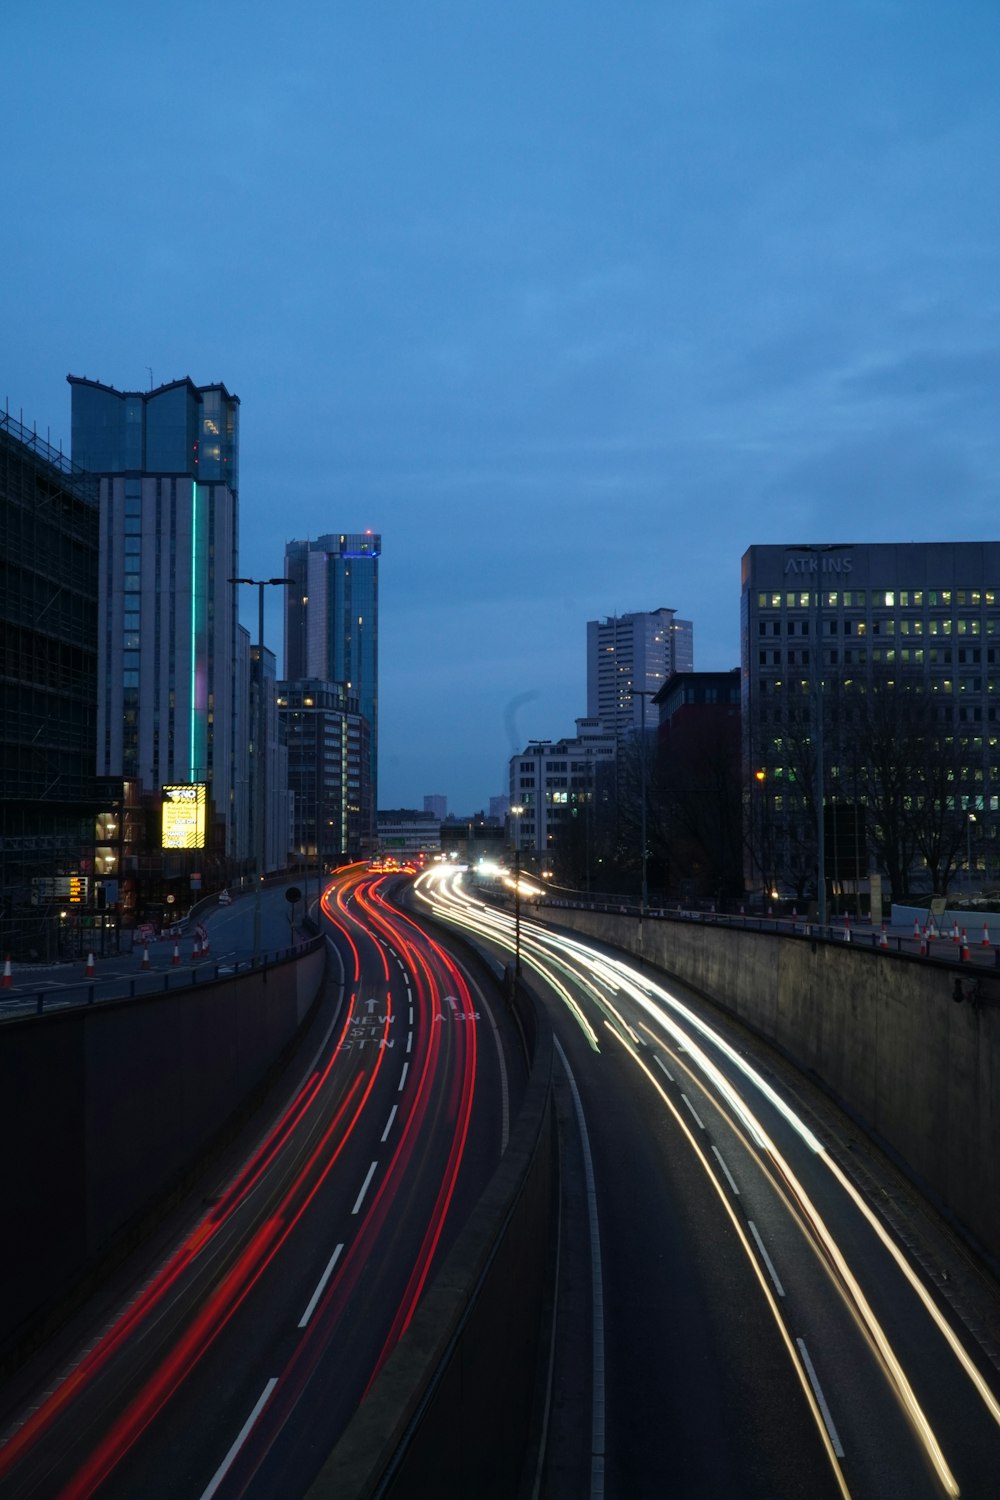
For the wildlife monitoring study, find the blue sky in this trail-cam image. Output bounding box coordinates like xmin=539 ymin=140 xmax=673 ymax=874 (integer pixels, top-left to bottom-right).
xmin=4 ymin=1 xmax=1000 ymax=812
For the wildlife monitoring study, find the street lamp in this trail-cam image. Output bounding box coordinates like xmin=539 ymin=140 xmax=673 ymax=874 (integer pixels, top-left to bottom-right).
xmin=633 ymin=690 xmax=658 ymax=914
xmin=968 ymin=812 xmax=977 ymax=887
xmin=510 ymin=804 xmax=525 ymax=979
xmin=229 ymin=576 xmax=295 ymax=962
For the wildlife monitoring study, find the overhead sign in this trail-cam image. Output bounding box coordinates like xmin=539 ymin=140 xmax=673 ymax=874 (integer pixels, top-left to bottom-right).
xmin=162 ymin=783 xmax=207 ymax=849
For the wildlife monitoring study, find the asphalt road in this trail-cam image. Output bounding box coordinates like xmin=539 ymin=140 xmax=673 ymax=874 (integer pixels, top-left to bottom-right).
xmin=416 ymin=868 xmax=1000 ymax=1500
xmin=0 ymin=869 xmax=523 ymax=1499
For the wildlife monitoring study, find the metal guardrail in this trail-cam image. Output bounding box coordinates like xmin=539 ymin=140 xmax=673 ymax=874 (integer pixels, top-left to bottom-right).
xmin=0 ymin=933 xmax=324 ymax=1022
xmin=535 ymin=896 xmax=1000 ymax=971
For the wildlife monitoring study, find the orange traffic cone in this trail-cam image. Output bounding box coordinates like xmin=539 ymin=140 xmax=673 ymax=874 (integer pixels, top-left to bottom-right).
xmin=171 ymin=943 xmax=181 ymax=966
xmin=85 ymin=951 xmax=95 ymax=977
xmin=961 ymin=930 xmax=971 ymax=961
xmin=912 ymin=917 xmax=921 ymax=940
xmin=919 ymin=929 xmax=928 ymax=957
xmin=952 ymin=920 xmax=960 ymax=944
xmin=1 ymin=955 xmax=11 ymax=988
xmin=192 ymin=932 xmax=202 ymax=960
xmin=982 ymin=923 xmax=992 ymax=947
xmin=141 ymin=944 xmax=151 ymax=971
xmin=879 ymin=925 xmax=889 ymax=949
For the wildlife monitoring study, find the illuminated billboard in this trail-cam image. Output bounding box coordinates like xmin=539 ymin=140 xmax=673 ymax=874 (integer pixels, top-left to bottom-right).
xmin=162 ymin=783 xmax=207 ymax=849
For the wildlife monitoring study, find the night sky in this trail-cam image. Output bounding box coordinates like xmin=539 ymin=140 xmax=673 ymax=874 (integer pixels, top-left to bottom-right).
xmin=5 ymin=1 xmax=1000 ymax=811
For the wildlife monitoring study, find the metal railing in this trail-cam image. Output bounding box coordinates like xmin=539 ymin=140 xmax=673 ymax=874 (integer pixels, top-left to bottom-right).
xmin=0 ymin=933 xmax=323 ymax=1022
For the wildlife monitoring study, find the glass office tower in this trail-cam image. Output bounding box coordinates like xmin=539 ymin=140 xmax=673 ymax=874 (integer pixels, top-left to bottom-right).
xmin=284 ymin=533 xmax=380 ymax=830
xmin=69 ymin=376 xmax=241 ymax=855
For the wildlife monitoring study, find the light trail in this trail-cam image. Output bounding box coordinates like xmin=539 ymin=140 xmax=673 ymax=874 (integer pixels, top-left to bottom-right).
xmin=416 ymin=871 xmax=1000 ymax=1498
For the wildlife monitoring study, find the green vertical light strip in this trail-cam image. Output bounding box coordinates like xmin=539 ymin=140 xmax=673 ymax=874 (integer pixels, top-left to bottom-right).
xmin=189 ymin=481 xmax=208 ymax=782
xmin=190 ymin=480 xmax=199 ymax=777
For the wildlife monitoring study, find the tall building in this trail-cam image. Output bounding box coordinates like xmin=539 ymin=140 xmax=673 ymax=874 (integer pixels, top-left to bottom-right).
xmin=277 ymin=680 xmax=372 ymax=865
xmin=0 ymin=409 xmax=101 ymax=956
xmin=742 ymin=542 xmax=1000 ymax=899
xmin=586 ymin=608 xmax=694 ymax=740
xmin=69 ymin=376 xmax=241 ymax=858
xmin=423 ymin=794 xmax=447 ymax=821
xmin=284 ymin=533 xmax=380 ymax=832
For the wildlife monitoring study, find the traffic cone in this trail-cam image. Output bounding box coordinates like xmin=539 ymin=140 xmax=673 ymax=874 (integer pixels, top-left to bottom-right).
xmin=913 ymin=917 xmax=921 ymax=940
xmin=200 ymin=929 xmax=209 ymax=956
xmin=982 ymin=923 xmax=992 ymax=947
xmin=961 ymin=930 xmax=971 ymax=962
xmin=141 ymin=944 xmax=151 ymax=971
xmin=919 ymin=929 xmax=928 ymax=957
xmin=767 ymin=904 xmax=773 ymax=918
xmin=192 ymin=932 xmax=202 ymax=960
xmin=1 ymin=955 xmax=11 ymax=988
xmin=952 ymin=920 xmax=960 ymax=944
xmin=85 ymin=951 xmax=95 ymax=977
xmin=879 ymin=925 xmax=889 ymax=949
xmin=171 ymin=943 xmax=181 ymax=966
xmin=844 ymin=915 xmax=851 ymax=942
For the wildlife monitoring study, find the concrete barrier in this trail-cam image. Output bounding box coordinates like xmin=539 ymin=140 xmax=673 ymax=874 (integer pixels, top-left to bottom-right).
xmin=0 ymin=939 xmax=326 ymax=1366
xmin=542 ymin=907 xmax=1000 ymax=1268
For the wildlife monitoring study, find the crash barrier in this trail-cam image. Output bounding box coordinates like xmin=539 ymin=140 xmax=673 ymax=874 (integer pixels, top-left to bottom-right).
xmin=0 ymin=936 xmax=325 ymax=1367
xmin=541 ymin=904 xmax=1000 ymax=1271
xmin=307 ymin=979 xmax=556 ymax=1500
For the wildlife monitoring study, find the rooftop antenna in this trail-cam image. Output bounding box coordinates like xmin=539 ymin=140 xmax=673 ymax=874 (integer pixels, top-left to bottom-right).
xmin=146 ymin=366 xmax=153 ymax=390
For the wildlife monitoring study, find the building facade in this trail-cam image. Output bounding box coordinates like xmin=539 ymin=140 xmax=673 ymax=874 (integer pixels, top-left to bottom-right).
xmin=69 ymin=376 xmax=242 ymax=861
xmin=508 ymin=718 xmax=616 ymax=862
xmin=0 ymin=410 xmax=102 ymax=956
xmin=277 ymin=679 xmax=372 ymax=867
xmin=742 ymin=542 xmax=1000 ymax=899
xmin=284 ymin=533 xmax=379 ymax=835
xmin=586 ymin=608 xmax=694 ymax=741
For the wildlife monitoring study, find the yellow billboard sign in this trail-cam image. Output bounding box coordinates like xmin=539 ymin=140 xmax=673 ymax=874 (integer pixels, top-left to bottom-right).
xmin=162 ymin=783 xmax=207 ymax=849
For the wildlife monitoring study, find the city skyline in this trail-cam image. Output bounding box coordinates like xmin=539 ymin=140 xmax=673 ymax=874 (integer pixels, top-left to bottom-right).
xmin=5 ymin=3 xmax=1000 ymax=810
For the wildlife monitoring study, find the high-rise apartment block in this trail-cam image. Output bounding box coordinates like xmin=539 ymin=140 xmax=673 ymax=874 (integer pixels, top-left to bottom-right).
xmin=69 ymin=376 xmax=242 ymax=856
xmin=587 ymin=608 xmax=693 ymax=739
xmin=284 ymin=533 xmax=380 ymax=833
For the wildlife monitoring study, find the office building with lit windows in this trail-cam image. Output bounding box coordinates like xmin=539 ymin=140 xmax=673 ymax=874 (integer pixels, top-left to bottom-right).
xmin=284 ymin=533 xmax=380 ymax=839
xmin=587 ymin=608 xmax=694 ymax=741
xmin=742 ymin=542 xmax=1000 ymax=898
xmin=69 ymin=376 xmax=242 ymax=857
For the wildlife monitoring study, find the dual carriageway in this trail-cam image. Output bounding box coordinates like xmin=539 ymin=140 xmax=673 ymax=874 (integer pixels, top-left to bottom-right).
xmin=1 ymin=865 xmax=999 ymax=1497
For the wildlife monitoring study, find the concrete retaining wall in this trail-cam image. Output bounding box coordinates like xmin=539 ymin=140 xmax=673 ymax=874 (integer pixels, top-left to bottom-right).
xmin=0 ymin=941 xmax=326 ymax=1363
xmin=545 ymin=908 xmax=1000 ymax=1266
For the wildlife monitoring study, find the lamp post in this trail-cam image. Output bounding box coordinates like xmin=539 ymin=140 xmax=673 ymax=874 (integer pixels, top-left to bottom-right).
xmin=634 ymin=691 xmax=657 ymax=913
xmin=229 ymin=576 xmax=295 ymax=962
xmin=968 ymin=811 xmax=977 ymax=887
xmin=510 ymin=803 xmax=525 ymax=979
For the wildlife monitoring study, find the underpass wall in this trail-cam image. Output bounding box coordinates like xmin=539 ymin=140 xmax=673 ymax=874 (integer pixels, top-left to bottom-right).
xmin=0 ymin=942 xmax=326 ymax=1365
xmin=546 ymin=909 xmax=1000 ymax=1266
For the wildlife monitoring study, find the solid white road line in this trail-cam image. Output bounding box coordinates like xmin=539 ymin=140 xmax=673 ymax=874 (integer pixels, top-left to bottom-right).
xmin=796 ymin=1338 xmax=845 ymax=1457
xmin=200 ymin=1377 xmax=278 ymax=1499
xmin=554 ymin=1037 xmax=606 ymax=1500
xmin=352 ymin=1161 xmax=378 ymax=1215
xmin=298 ymin=1245 xmax=344 ymax=1328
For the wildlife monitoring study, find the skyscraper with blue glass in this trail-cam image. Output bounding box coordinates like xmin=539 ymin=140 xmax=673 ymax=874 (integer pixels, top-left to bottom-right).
xmin=69 ymin=375 xmax=242 ymax=856
xmin=283 ymin=533 xmax=380 ymax=837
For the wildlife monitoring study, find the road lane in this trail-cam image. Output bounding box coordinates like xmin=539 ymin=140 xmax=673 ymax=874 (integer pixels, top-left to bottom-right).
xmin=417 ymin=867 xmax=1000 ymax=1499
xmin=0 ymin=868 xmax=519 ymax=1500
